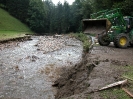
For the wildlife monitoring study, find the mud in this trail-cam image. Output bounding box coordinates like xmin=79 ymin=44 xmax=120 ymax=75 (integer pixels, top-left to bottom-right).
xmin=53 ymin=54 xmax=97 ymax=99
xmin=0 ymin=35 xmax=83 ymax=99
xmin=1 ymin=35 xmax=133 ymax=99
xmin=54 ymin=43 xmax=133 ymax=99
xmin=0 ymin=36 xmax=31 ymax=43
xmin=0 ymin=36 xmax=31 ymax=50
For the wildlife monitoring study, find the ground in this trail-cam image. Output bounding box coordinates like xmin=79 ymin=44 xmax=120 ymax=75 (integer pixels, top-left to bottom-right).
xmin=54 ymin=43 xmax=133 ymax=99
xmin=0 ymin=35 xmax=133 ymax=99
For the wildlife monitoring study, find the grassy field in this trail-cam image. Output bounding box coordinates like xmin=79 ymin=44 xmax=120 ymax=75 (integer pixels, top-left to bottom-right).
xmin=0 ymin=8 xmax=33 ymax=40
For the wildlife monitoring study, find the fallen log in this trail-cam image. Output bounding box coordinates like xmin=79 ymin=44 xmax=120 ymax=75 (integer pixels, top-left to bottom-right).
xmin=98 ymin=79 xmax=128 ymax=91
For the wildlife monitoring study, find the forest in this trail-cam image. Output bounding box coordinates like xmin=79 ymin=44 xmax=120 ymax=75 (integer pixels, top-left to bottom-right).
xmin=0 ymin=0 xmax=133 ymax=34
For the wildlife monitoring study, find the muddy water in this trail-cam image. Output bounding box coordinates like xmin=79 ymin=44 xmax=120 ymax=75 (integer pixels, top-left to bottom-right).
xmin=0 ymin=36 xmax=83 ymax=99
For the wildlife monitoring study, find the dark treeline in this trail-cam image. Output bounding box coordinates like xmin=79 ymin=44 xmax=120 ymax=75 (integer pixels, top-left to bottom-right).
xmin=0 ymin=0 xmax=133 ymax=34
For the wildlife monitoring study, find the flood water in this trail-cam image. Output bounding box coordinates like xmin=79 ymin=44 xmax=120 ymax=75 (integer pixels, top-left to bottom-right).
xmin=0 ymin=36 xmax=83 ymax=99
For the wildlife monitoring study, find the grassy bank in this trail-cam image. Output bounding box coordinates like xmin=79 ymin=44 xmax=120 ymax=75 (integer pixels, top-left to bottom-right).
xmin=69 ymin=33 xmax=91 ymax=52
xmin=0 ymin=31 xmax=32 ymax=40
xmin=0 ymin=8 xmax=33 ymax=40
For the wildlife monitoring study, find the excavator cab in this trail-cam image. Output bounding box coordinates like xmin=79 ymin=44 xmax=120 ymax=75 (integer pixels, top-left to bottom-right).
xmin=124 ymin=16 xmax=133 ymax=33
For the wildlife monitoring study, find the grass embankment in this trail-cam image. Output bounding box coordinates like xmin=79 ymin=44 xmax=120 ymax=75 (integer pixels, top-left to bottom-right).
xmin=100 ymin=66 xmax=133 ymax=99
xmin=0 ymin=8 xmax=33 ymax=40
xmin=69 ymin=33 xmax=91 ymax=52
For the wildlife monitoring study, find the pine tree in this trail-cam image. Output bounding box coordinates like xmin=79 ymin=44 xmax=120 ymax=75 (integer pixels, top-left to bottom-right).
xmin=27 ymin=0 xmax=46 ymax=33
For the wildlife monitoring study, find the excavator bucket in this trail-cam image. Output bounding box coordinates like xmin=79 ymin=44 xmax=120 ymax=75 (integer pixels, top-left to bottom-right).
xmin=82 ymin=19 xmax=111 ymax=35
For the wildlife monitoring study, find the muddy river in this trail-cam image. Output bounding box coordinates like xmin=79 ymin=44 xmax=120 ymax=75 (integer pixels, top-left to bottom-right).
xmin=0 ymin=36 xmax=83 ymax=99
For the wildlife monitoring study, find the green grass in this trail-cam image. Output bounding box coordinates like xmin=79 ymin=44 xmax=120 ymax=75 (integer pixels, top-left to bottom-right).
xmin=0 ymin=31 xmax=29 ymax=40
xmin=69 ymin=32 xmax=91 ymax=52
xmin=123 ymin=66 xmax=133 ymax=80
xmin=0 ymin=8 xmax=33 ymax=40
xmin=101 ymin=88 xmax=131 ymax=99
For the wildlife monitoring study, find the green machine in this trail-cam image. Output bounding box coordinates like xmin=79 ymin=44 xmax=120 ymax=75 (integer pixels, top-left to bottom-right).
xmin=82 ymin=8 xmax=133 ymax=48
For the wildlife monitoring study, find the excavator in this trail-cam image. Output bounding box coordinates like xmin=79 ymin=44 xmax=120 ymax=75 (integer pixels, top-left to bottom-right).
xmin=82 ymin=8 xmax=133 ymax=48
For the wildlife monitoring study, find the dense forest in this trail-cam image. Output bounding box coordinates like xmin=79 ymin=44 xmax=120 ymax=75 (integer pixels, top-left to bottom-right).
xmin=0 ymin=0 xmax=133 ymax=34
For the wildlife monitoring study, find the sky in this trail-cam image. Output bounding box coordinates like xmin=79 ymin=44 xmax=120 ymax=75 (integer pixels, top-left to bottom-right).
xmin=52 ymin=0 xmax=75 ymax=5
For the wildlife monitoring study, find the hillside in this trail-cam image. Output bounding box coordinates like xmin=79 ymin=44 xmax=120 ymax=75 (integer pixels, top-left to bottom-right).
xmin=0 ymin=8 xmax=33 ymax=40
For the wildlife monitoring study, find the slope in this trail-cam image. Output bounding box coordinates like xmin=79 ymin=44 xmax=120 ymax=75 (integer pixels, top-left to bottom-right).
xmin=0 ymin=8 xmax=33 ymax=40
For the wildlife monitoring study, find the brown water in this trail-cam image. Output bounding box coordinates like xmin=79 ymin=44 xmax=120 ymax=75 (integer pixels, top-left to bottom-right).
xmin=0 ymin=36 xmax=83 ymax=99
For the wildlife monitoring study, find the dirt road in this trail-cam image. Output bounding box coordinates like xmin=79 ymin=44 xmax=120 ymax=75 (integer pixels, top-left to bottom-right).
xmin=54 ymin=43 xmax=133 ymax=99
xmin=88 ymin=44 xmax=133 ymax=99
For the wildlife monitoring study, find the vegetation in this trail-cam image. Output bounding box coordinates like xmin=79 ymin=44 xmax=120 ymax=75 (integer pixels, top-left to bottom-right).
xmin=0 ymin=31 xmax=26 ymax=40
xmin=101 ymin=88 xmax=131 ymax=99
xmin=0 ymin=0 xmax=133 ymax=34
xmin=26 ymin=0 xmax=46 ymax=33
xmin=0 ymin=8 xmax=33 ymax=40
xmin=70 ymin=33 xmax=91 ymax=52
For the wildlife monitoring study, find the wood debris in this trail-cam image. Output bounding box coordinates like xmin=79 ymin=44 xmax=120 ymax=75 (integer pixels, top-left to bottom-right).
xmin=122 ymin=87 xmax=133 ymax=98
xmin=98 ymin=79 xmax=128 ymax=91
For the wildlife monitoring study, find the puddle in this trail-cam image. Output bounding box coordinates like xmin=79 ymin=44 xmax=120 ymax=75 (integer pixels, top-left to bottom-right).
xmin=0 ymin=36 xmax=83 ymax=99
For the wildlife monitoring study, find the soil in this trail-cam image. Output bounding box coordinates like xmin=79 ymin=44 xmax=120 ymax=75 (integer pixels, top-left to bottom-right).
xmin=54 ymin=43 xmax=133 ymax=99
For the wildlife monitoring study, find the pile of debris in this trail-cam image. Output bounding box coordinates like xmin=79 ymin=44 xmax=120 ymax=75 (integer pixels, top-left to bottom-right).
xmin=36 ymin=35 xmax=81 ymax=53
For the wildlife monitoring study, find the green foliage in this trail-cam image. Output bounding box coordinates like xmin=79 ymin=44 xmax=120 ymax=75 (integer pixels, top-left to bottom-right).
xmin=69 ymin=3 xmax=81 ymax=32
xmin=81 ymin=0 xmax=93 ymax=18
xmin=113 ymin=0 xmax=133 ymax=16
xmin=93 ymin=0 xmax=133 ymax=16
xmin=44 ymin=0 xmax=54 ymax=33
xmin=26 ymin=0 xmax=46 ymax=34
xmin=7 ymin=0 xmax=29 ymax=23
xmin=0 ymin=0 xmax=93 ymax=34
xmin=93 ymin=0 xmax=113 ymax=12
xmin=61 ymin=1 xmax=70 ymax=33
xmin=0 ymin=0 xmax=7 ymax=9
xmin=55 ymin=2 xmax=63 ymax=34
xmin=1 ymin=0 xmax=133 ymax=34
